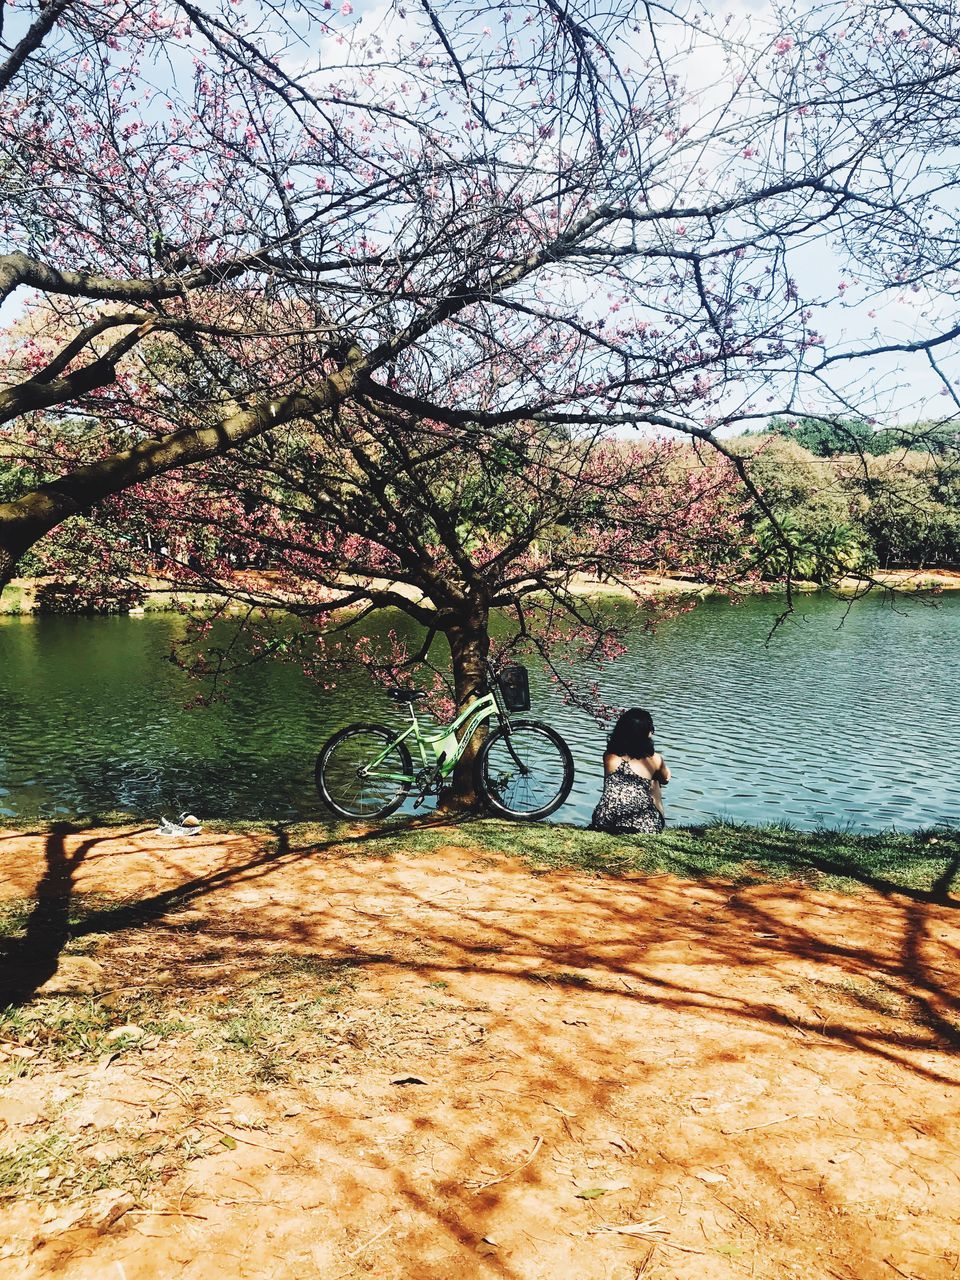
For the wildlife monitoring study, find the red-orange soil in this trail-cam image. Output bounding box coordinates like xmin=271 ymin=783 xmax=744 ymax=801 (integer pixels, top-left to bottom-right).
xmin=1 ymin=826 xmax=958 ymax=1279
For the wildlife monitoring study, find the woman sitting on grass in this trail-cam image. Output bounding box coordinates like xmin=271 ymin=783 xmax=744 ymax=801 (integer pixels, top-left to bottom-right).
xmin=589 ymin=708 xmax=670 ymax=835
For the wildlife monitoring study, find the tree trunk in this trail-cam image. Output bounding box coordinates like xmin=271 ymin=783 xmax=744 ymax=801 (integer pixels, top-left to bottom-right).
xmin=438 ymin=605 xmax=491 ymax=813
xmin=0 ymin=542 xmax=17 ymax=594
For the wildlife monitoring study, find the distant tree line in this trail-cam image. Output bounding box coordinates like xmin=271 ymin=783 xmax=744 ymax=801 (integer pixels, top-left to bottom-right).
xmin=764 ymin=416 xmax=959 ymax=459
xmin=737 ymin=420 xmax=960 ymax=578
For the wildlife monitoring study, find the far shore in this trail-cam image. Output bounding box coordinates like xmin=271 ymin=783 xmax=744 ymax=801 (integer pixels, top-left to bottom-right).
xmin=1 ymin=566 xmax=959 ymax=616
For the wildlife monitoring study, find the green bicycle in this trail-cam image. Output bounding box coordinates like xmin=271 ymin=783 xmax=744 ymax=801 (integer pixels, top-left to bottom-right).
xmin=315 ymin=662 xmax=575 ymax=821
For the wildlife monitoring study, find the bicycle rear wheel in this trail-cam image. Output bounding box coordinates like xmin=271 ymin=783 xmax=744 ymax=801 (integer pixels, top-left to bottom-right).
xmin=315 ymin=724 xmax=413 ymax=820
xmin=475 ymin=719 xmax=574 ymax=820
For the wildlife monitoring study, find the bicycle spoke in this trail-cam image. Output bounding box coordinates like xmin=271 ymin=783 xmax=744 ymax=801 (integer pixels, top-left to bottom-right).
xmin=317 ymin=726 xmax=412 ymax=819
xmin=479 ymin=722 xmax=573 ymax=819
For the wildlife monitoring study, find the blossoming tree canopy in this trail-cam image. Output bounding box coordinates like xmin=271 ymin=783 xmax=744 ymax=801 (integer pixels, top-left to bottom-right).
xmin=3 ymin=0 xmax=960 ymax=586
xmin=86 ymin=402 xmax=754 ymax=804
xmin=0 ymin=0 xmax=957 ymax=565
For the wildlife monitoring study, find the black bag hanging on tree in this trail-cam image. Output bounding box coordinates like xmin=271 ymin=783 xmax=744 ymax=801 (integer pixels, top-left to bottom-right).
xmin=497 ymin=664 xmax=531 ymax=712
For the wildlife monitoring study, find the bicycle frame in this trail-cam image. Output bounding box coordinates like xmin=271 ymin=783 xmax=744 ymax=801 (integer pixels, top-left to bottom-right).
xmin=319 ymin=661 xmax=573 ymax=823
xmin=360 ymin=689 xmax=508 ymax=785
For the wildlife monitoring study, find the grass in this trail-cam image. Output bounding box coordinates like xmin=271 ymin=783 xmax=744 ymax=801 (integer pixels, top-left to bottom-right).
xmin=0 ymin=576 xmax=246 ymax=617
xmin=359 ymin=816 xmax=960 ymax=899
xmin=0 ymin=892 xmax=127 ymax=942
xmin=790 ymin=972 xmax=960 ymax=1039
xmin=0 ymin=946 xmax=359 ymax=1094
xmin=5 ymin=816 xmax=959 ymax=902
xmin=0 ymin=1125 xmax=204 ymax=1203
xmin=0 ymin=899 xmax=33 ymax=938
xmin=0 ymin=582 xmax=28 ymax=615
xmin=204 ymin=956 xmax=360 ymax=1086
xmin=0 ymin=992 xmax=187 ymax=1079
xmin=0 ymin=1133 xmax=76 ymax=1199
xmin=826 ymin=975 xmax=906 ymax=1017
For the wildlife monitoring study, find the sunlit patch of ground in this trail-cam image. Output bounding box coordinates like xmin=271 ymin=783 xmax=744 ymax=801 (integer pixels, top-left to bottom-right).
xmin=1 ymin=822 xmax=959 ymax=1279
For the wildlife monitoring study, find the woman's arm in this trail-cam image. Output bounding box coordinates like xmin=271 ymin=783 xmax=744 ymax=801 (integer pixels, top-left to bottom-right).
xmin=654 ymin=754 xmax=671 ymax=785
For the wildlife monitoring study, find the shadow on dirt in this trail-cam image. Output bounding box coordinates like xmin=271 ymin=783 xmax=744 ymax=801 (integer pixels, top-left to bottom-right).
xmin=2 ymin=820 xmax=960 ymax=1280
xmin=0 ymin=824 xmax=101 ymax=1007
xmin=3 ymin=819 xmax=958 ymax=1067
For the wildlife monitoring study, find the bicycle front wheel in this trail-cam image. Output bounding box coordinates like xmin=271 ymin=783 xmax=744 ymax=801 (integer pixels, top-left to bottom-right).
xmin=475 ymin=719 xmax=574 ymax=820
xmin=315 ymin=724 xmax=413 ymax=820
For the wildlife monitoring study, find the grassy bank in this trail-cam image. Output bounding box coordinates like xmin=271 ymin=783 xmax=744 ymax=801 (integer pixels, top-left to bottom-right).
xmin=344 ymin=816 xmax=960 ymax=898
xmin=0 ymin=578 xmax=238 ymax=616
xmin=5 ymin=815 xmax=957 ymax=902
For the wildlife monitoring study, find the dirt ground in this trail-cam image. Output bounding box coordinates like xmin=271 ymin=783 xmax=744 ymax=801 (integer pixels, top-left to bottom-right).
xmin=1 ymin=826 xmax=959 ymax=1280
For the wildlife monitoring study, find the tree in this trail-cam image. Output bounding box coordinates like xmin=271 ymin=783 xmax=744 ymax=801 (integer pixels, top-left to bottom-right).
xmin=7 ymin=0 xmax=960 ymax=813
xmin=845 ymin=449 xmax=960 ymax=569
xmin=728 ymin=431 xmax=960 ymax=578
xmin=7 ymin=0 xmax=960 ymax=598
xmin=764 ymin=417 xmax=899 ymax=459
xmin=86 ymin=405 xmax=751 ymax=804
xmin=729 ymin=434 xmax=873 ymax=582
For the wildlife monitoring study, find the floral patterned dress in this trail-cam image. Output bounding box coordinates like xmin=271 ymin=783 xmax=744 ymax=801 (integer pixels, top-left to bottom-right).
xmin=589 ymin=760 xmax=665 ymax=834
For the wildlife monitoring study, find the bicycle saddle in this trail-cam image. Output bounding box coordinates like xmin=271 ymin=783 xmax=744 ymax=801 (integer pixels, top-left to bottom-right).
xmin=388 ymin=688 xmax=428 ymax=702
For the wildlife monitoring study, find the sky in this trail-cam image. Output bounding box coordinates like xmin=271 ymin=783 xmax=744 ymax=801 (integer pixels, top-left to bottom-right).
xmin=289 ymin=0 xmax=960 ymax=427
xmin=2 ymin=0 xmax=959 ymax=430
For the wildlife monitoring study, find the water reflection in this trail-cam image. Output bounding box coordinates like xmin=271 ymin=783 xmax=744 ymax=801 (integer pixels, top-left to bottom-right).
xmin=0 ymin=592 xmax=957 ymax=831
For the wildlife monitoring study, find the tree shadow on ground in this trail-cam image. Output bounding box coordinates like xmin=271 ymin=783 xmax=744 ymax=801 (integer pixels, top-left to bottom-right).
xmin=0 ymin=823 xmax=102 ymax=1007
xmin=0 ymin=820 xmax=440 ymax=1008
xmin=2 ymin=820 xmax=960 ymax=1279
xmin=3 ymin=818 xmax=957 ymax=1071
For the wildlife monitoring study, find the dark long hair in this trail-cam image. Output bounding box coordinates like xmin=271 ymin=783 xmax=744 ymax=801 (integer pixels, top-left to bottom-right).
xmin=607 ymin=708 xmax=656 ymax=760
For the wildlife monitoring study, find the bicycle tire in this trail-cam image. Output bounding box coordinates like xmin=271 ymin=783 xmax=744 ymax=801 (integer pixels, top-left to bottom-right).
xmin=474 ymin=719 xmax=574 ymax=820
xmin=315 ymin=723 xmax=413 ymax=820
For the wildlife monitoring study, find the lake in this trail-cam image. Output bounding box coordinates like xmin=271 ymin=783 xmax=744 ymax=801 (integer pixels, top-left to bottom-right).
xmin=0 ymin=591 xmax=958 ymax=831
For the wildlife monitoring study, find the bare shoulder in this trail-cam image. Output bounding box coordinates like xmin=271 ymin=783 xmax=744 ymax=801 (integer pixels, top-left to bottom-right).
xmin=603 ymin=751 xmax=622 ymax=775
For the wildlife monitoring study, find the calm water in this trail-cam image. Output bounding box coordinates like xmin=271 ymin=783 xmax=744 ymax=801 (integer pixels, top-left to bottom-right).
xmin=0 ymin=592 xmax=958 ymax=831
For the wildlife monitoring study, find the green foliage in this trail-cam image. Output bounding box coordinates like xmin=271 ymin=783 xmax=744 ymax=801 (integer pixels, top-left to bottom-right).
xmin=851 ymin=452 xmax=960 ymax=568
xmin=888 ymin=420 xmax=960 ymax=458
xmin=730 ymin=429 xmax=960 ymax=575
xmin=34 ymin=578 xmax=146 ymax=615
xmin=729 ymin=437 xmax=873 ymax=580
xmin=764 ymin=416 xmax=960 ymax=459
xmin=752 ymin=515 xmax=867 ymax=582
xmin=766 ymin=416 xmax=898 ymax=457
